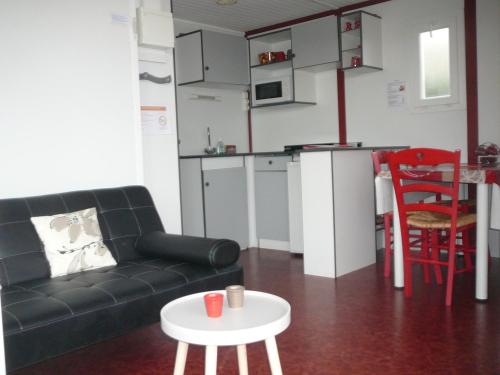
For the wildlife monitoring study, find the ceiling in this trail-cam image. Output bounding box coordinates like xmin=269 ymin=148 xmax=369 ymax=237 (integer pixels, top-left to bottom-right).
xmin=171 ymin=0 xmax=364 ymax=33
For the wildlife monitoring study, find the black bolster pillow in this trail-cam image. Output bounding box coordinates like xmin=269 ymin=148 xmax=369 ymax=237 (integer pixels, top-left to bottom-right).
xmin=136 ymin=231 xmax=240 ymax=268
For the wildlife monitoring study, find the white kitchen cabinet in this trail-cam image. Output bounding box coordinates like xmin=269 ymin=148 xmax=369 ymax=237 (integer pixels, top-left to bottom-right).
xmin=292 ymin=15 xmax=339 ymax=70
xmin=175 ymin=30 xmax=249 ymax=87
xmin=203 ymin=166 xmax=249 ymax=249
xmin=287 ymin=162 xmax=304 ymax=254
xmin=179 ymin=157 xmax=249 ymax=249
xmin=340 ymin=11 xmax=382 ymax=71
xmin=180 ymin=158 xmax=205 ymax=238
xmin=254 ymin=156 xmax=292 ymax=246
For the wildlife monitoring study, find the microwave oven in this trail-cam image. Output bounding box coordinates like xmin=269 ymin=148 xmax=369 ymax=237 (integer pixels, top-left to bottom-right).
xmin=251 ymin=76 xmax=293 ymax=106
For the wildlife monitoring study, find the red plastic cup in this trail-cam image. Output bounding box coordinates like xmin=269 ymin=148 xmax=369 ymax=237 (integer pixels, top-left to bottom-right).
xmin=204 ymin=293 xmax=223 ymax=318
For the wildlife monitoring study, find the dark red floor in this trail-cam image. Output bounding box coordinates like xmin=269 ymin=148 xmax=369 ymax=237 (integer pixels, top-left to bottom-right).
xmin=13 ymin=248 xmax=500 ymax=375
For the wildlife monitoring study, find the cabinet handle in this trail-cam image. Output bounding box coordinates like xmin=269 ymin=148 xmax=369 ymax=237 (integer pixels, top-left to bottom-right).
xmin=205 ymin=182 xmax=210 ymax=187
xmin=268 ymin=160 xmax=273 ymax=165
xmin=205 ymin=66 xmax=210 ymax=71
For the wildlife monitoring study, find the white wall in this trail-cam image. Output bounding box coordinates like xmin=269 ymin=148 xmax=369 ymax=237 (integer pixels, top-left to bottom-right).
xmin=137 ymin=0 xmax=182 ymax=234
xmin=252 ymin=70 xmax=339 ymax=152
xmin=477 ymin=0 xmax=500 ymax=257
xmin=139 ymin=50 xmax=182 ymax=234
xmin=174 ymin=19 xmax=250 ymax=155
xmin=251 ymin=0 xmax=496 ymax=155
xmin=0 ymin=0 xmax=142 ymax=198
xmin=177 ymin=87 xmax=249 ymax=155
xmin=250 ymin=0 xmax=468 ymax=153
xmin=477 ymin=0 xmax=500 ymax=146
xmin=345 ymin=0 xmax=468 ymax=155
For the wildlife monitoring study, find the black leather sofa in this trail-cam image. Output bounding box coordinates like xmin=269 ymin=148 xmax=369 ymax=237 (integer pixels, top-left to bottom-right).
xmin=0 ymin=186 xmax=243 ymax=371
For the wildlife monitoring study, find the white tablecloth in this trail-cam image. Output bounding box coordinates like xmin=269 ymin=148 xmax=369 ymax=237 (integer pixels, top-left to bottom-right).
xmin=375 ymin=176 xmax=393 ymax=215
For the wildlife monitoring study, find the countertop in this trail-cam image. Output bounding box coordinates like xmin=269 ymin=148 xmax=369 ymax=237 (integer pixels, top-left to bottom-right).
xmin=179 ymin=146 xmax=408 ymax=159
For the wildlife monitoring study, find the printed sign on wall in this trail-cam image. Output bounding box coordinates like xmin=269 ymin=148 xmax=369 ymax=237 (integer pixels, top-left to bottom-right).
xmin=141 ymin=105 xmax=173 ymax=135
xmin=387 ymin=80 xmax=407 ymax=109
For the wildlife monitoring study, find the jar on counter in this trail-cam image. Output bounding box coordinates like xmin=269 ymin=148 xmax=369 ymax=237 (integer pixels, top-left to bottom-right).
xmin=216 ymin=140 xmax=225 ymax=155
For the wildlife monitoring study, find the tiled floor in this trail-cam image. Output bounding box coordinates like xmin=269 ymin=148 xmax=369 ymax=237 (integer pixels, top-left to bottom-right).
xmin=13 ymin=248 xmax=500 ymax=374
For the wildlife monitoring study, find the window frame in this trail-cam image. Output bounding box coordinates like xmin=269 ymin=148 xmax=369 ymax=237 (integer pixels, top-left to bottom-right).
xmin=410 ymin=16 xmax=461 ymax=109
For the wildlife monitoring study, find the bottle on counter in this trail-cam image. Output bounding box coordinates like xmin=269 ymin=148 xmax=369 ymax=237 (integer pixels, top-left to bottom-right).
xmin=216 ymin=140 xmax=225 ymax=155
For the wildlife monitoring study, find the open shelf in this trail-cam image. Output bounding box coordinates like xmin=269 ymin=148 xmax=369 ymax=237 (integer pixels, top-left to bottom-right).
xmin=341 ymin=28 xmax=361 ymax=36
xmin=342 ymin=47 xmax=361 ymax=53
xmin=251 ymin=100 xmax=316 ymax=109
xmin=343 ymin=65 xmax=383 ymax=74
xmin=340 ymin=11 xmax=382 ymax=72
xmin=248 ymin=28 xmax=292 ymax=67
xmin=251 ymin=59 xmax=293 ymax=71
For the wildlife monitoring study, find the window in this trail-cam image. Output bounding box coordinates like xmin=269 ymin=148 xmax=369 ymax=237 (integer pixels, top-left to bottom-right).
xmin=410 ymin=16 xmax=462 ymax=109
xmin=419 ymin=27 xmax=451 ymax=100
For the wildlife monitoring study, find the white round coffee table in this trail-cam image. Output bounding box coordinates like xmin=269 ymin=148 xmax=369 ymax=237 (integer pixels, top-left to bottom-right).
xmin=161 ymin=290 xmax=291 ymax=375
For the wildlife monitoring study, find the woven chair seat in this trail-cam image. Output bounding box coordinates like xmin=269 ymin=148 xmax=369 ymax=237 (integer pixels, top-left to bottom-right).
xmin=407 ymin=211 xmax=477 ymax=229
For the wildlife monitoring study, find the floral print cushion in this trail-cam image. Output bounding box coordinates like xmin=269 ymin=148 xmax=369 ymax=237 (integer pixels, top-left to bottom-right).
xmin=31 ymin=207 xmax=117 ymax=278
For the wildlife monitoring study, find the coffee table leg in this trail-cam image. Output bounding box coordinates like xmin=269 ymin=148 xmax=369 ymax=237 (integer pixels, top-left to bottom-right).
xmin=205 ymin=345 xmax=218 ymax=375
xmin=265 ymin=336 xmax=283 ymax=375
xmin=237 ymin=344 xmax=248 ymax=375
xmin=173 ymin=341 xmax=189 ymax=375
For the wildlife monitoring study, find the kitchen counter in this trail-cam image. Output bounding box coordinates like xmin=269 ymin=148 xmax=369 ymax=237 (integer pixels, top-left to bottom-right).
xmin=179 ymin=146 xmax=409 ymax=279
xmin=179 ymin=151 xmax=292 ymax=159
xmin=179 ymin=146 xmax=408 ymax=159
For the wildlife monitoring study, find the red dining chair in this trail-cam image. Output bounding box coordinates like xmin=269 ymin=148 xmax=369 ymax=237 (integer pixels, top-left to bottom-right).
xmin=372 ymin=151 xmax=425 ymax=278
xmin=388 ymin=148 xmax=477 ymax=306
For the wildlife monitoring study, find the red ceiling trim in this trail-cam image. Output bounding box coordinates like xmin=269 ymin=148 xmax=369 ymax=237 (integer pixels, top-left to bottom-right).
xmin=464 ymin=0 xmax=478 ymax=164
xmin=337 ymin=69 xmax=347 ymax=144
xmin=337 ymin=0 xmax=391 ymax=14
xmin=245 ymin=9 xmax=338 ymax=37
xmin=245 ymin=0 xmax=392 ymax=37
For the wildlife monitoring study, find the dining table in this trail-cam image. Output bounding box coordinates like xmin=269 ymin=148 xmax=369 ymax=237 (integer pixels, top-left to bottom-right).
xmin=376 ymin=163 xmax=500 ymax=301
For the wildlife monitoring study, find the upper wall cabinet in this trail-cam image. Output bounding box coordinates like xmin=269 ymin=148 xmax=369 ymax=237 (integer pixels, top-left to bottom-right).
xmin=291 ymin=15 xmax=339 ymax=71
xmin=248 ymin=29 xmax=316 ymax=108
xmin=340 ymin=11 xmax=382 ymax=72
xmin=175 ymin=30 xmax=249 ymax=88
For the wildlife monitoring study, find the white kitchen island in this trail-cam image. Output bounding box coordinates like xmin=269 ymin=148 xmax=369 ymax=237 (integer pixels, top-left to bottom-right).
xmin=300 ymin=149 xmax=377 ymax=278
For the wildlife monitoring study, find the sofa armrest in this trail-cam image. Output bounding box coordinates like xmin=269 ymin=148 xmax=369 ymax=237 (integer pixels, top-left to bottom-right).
xmin=136 ymin=231 xmax=240 ymax=268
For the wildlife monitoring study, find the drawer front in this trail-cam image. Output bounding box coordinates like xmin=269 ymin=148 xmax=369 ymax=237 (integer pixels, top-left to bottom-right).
xmin=254 ymin=156 xmax=292 ymax=171
xmin=202 ymin=156 xmax=244 ymax=171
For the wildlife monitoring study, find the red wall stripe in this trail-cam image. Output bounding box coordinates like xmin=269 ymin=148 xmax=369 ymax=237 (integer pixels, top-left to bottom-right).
xmin=464 ymin=0 xmax=478 ymax=164
xmin=337 ymin=0 xmax=391 ymax=14
xmin=247 ymin=90 xmax=253 ymax=152
xmin=337 ymin=69 xmax=347 ymax=144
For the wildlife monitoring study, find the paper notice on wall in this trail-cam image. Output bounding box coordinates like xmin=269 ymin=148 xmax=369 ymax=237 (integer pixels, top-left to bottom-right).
xmin=387 ymin=80 xmax=406 ymax=108
xmin=110 ymin=13 xmax=129 ymax=25
xmin=141 ymin=106 xmax=173 ymax=135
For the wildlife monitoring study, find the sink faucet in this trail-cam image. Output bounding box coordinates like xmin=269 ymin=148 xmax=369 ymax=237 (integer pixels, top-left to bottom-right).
xmin=204 ymin=126 xmax=216 ymax=154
